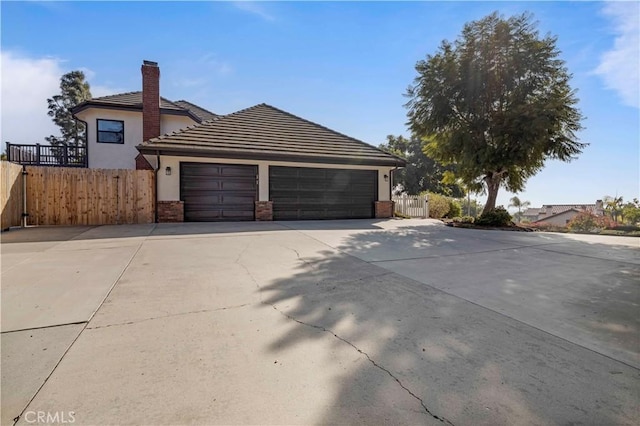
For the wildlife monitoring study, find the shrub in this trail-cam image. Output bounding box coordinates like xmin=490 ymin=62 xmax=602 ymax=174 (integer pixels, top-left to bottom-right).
xmin=611 ymin=225 xmax=640 ymax=232
xmin=452 ymin=215 xmax=475 ymax=224
xmin=528 ymin=222 xmax=569 ymax=233
xmin=445 ymin=199 xmax=462 ymax=218
xmin=460 ymin=215 xmax=475 ymax=223
xmin=567 ymin=212 xmax=611 ymax=233
xmin=427 ymin=193 xmax=451 ymax=219
xmin=475 ymin=206 xmax=512 ymax=227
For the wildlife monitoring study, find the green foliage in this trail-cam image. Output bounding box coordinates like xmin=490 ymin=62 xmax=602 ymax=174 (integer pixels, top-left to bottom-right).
xmin=475 ymin=206 xmax=512 ymax=227
xmin=622 ymin=198 xmax=640 ymax=224
xmin=426 ymin=192 xmax=451 ymax=219
xmin=452 ymin=216 xmax=475 ymax=224
xmin=567 ymin=212 xmax=613 ymax=233
xmin=445 ymin=199 xmax=462 ymax=218
xmin=380 ymin=135 xmax=463 ymax=196
xmin=603 ymin=195 xmax=624 ymax=223
xmin=405 ymin=12 xmax=585 ymax=214
xmin=459 ymin=198 xmax=484 ymax=217
xmin=527 ymin=222 xmax=569 ymax=233
xmin=46 ymin=71 xmax=92 ymax=148
xmin=509 ymin=196 xmax=531 ymax=222
xmin=610 ymin=225 xmax=640 ymax=232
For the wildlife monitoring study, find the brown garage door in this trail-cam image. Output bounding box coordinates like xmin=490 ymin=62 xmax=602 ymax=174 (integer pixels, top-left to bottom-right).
xmin=270 ymin=166 xmax=377 ymax=220
xmin=180 ymin=163 xmax=257 ymax=222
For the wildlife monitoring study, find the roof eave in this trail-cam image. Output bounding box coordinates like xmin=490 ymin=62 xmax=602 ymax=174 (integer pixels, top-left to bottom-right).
xmin=71 ymin=102 xmax=200 ymax=121
xmin=136 ymin=144 xmax=406 ymax=167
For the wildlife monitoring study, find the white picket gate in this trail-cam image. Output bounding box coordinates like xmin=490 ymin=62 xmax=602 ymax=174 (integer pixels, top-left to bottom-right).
xmin=392 ymin=194 xmax=429 ymax=218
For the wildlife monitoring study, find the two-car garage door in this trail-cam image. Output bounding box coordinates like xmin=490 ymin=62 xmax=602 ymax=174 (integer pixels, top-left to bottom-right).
xmin=269 ymin=166 xmax=377 ymax=220
xmin=180 ymin=163 xmax=377 ymax=221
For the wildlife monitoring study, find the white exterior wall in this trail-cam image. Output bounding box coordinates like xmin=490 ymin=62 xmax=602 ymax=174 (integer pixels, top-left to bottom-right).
xmin=156 ymin=155 xmax=394 ymax=203
xmin=75 ymin=109 xmax=198 ymax=169
xmin=536 ymin=210 xmax=579 ymax=227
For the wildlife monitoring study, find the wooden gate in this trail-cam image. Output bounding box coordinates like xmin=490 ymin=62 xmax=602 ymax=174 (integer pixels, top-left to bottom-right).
xmin=25 ymin=166 xmax=155 ymax=226
xmin=392 ymin=194 xmax=429 ymax=218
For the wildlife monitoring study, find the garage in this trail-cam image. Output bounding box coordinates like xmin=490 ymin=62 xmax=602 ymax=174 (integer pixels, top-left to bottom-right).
xmin=270 ymin=166 xmax=377 ymax=220
xmin=180 ymin=163 xmax=257 ymax=221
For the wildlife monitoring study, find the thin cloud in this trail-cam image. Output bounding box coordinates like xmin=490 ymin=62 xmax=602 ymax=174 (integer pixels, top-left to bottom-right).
xmin=232 ymin=1 xmax=276 ymax=22
xmin=0 ymin=51 xmax=122 ymax=145
xmin=594 ymin=1 xmax=640 ymax=109
xmin=1 ymin=51 xmax=62 ymax=144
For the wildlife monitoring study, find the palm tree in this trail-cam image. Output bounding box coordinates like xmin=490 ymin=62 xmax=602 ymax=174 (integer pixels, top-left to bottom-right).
xmin=509 ymin=196 xmax=531 ymax=223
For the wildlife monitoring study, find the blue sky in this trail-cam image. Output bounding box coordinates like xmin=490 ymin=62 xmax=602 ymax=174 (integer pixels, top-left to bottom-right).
xmin=1 ymin=1 xmax=638 ymax=210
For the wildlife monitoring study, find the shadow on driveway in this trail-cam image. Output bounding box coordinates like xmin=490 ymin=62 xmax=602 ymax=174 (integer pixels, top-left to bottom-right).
xmin=258 ymin=225 xmax=639 ymax=425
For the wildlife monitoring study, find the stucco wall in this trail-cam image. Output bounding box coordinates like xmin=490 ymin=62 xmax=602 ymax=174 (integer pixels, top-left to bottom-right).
xmin=75 ymin=109 xmax=197 ymax=169
xmin=536 ymin=210 xmax=578 ymax=227
xmin=156 ymin=155 xmax=394 ymax=203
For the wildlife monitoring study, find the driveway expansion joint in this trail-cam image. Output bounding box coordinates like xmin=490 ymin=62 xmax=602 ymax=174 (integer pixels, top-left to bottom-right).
xmin=1 ymin=321 xmax=87 ymax=334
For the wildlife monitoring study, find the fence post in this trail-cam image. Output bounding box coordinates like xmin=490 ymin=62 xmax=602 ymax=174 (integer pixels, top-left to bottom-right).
xmin=5 ymin=142 xmax=11 ymax=162
xmin=63 ymin=145 xmax=68 ymax=166
xmin=36 ymin=144 xmax=41 ymax=165
xmin=425 ymin=195 xmax=429 ymax=218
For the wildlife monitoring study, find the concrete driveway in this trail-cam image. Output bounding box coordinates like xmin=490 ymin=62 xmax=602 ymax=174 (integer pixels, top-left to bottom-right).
xmin=1 ymin=220 xmax=638 ymax=425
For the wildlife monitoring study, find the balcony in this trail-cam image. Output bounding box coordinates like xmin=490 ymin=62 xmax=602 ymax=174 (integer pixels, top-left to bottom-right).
xmin=5 ymin=142 xmax=87 ymax=167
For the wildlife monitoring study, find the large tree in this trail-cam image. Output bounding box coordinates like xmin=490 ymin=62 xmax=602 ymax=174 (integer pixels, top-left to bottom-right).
xmin=46 ymin=71 xmax=92 ymax=150
xmin=379 ymin=134 xmax=464 ymax=196
xmin=405 ymin=12 xmax=585 ymax=214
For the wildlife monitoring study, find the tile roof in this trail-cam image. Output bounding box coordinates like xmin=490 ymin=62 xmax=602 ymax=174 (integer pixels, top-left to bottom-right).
xmin=137 ymin=103 xmax=405 ymax=167
xmin=71 ymin=91 xmax=216 ymax=123
xmin=522 ymin=208 xmax=541 ymax=217
xmin=173 ymin=100 xmax=218 ymax=122
xmin=533 ymin=208 xmax=582 ymax=223
xmin=540 ymin=204 xmax=598 ymax=215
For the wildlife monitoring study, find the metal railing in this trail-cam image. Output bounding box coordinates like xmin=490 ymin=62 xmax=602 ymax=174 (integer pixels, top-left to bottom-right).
xmin=5 ymin=142 xmax=87 ymax=167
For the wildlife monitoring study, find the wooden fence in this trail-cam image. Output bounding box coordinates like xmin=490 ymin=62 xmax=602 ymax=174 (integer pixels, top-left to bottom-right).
xmin=1 ymin=161 xmax=24 ymax=230
xmin=25 ymin=166 xmax=155 ymax=226
xmin=393 ymin=194 xmax=429 ymax=218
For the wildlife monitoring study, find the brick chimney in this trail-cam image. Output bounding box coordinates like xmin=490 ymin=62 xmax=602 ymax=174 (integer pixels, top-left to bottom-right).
xmin=142 ymin=60 xmax=161 ymax=141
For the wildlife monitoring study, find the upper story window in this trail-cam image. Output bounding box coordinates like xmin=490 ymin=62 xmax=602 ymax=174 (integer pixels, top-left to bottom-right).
xmin=97 ymin=119 xmax=124 ymax=144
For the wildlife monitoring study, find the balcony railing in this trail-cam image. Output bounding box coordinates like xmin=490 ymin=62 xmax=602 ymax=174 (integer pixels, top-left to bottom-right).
xmin=5 ymin=142 xmax=87 ymax=167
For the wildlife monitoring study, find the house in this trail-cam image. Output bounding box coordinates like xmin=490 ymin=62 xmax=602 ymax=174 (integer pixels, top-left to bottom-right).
xmin=70 ymin=61 xmax=217 ymax=170
xmin=74 ymin=60 xmax=405 ymax=222
xmin=523 ymin=201 xmax=605 ymax=226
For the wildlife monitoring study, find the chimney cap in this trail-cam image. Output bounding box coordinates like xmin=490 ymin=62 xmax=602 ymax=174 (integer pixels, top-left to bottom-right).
xmin=143 ymin=60 xmax=158 ymax=67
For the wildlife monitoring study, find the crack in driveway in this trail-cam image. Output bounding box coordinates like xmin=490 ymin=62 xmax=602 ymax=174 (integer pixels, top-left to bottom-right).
xmin=86 ymin=303 xmax=252 ymax=330
xmin=237 ymin=244 xmax=454 ymax=425
xmin=267 ymin=304 xmax=454 ymax=425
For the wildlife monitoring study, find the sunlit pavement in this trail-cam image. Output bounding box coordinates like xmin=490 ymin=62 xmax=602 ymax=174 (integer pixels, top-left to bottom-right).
xmin=2 ymin=220 xmax=638 ymax=425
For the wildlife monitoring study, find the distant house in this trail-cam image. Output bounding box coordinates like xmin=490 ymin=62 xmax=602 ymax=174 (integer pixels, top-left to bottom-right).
xmin=522 ymin=201 xmax=605 ymax=226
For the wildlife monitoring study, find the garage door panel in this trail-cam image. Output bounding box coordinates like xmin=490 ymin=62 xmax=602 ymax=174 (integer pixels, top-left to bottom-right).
xmin=181 ymin=163 xmax=257 ymax=222
xmin=270 ymin=166 xmax=376 ymax=220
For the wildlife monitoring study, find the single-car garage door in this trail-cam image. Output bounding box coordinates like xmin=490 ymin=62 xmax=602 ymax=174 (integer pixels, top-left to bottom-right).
xmin=180 ymin=163 xmax=257 ymax=221
xmin=270 ymin=166 xmax=377 ymax=220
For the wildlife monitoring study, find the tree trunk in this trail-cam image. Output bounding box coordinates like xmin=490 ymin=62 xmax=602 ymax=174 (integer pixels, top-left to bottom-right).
xmin=482 ymin=173 xmax=503 ymax=214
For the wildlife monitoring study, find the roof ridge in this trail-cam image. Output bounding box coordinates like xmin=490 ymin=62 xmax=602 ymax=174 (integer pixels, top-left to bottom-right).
xmin=91 ymin=90 xmax=141 ymax=101
xmin=174 ymin=99 xmax=218 ymax=116
xmin=256 ymin=103 xmax=405 ymax=162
